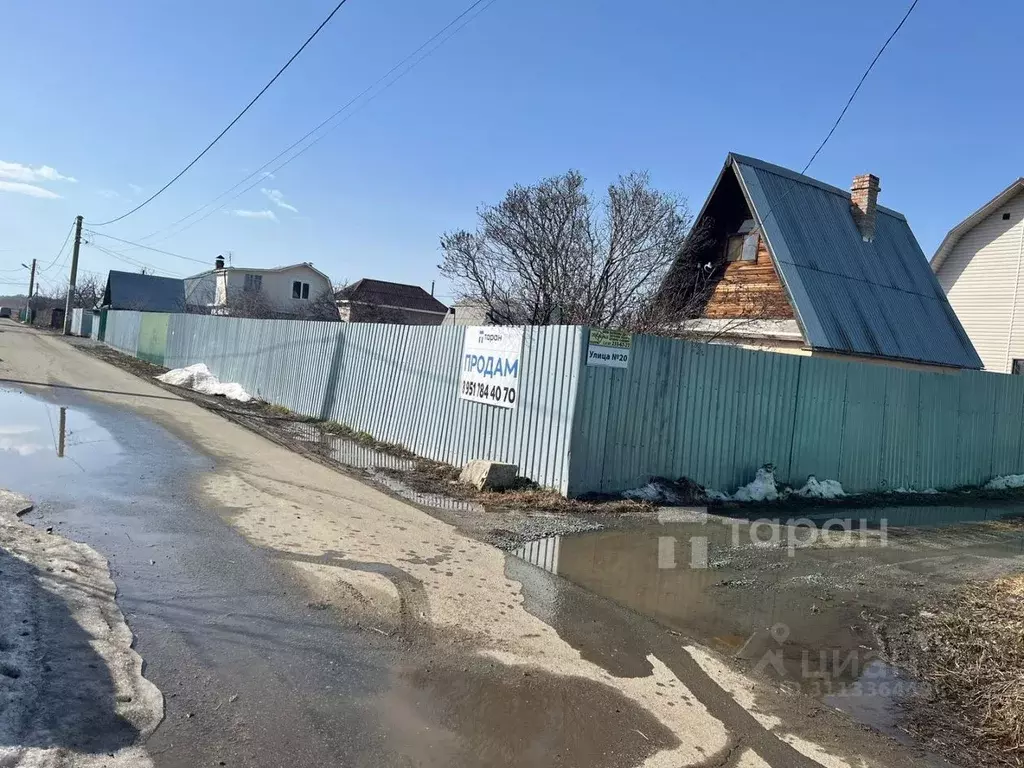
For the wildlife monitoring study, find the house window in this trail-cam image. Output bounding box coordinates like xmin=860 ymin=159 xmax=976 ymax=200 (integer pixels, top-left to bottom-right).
xmin=292 ymin=281 xmax=310 ymax=300
xmin=725 ymin=220 xmax=759 ymax=263
xmin=1013 ymin=359 xmax=1024 ymax=375
xmin=725 ymin=235 xmax=745 ymax=262
xmin=244 ymin=274 xmax=262 ymax=292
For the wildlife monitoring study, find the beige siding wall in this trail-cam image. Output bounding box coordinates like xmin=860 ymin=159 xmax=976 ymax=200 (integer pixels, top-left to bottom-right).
xmin=937 ymin=191 xmax=1024 ymax=373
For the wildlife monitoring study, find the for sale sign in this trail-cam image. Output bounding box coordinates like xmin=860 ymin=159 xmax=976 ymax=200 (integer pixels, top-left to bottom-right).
xmin=459 ymin=326 xmax=523 ymax=409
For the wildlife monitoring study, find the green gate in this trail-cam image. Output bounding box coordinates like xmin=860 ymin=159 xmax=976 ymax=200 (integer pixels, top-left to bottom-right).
xmin=137 ymin=313 xmax=170 ymax=365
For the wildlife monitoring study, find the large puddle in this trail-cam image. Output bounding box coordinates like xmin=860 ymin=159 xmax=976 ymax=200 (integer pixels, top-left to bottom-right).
xmin=512 ymin=511 xmax=1024 ymax=743
xmin=0 ymin=387 xmax=122 ymax=486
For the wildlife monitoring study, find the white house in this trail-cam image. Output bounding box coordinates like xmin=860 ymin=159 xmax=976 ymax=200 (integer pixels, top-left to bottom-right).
xmin=933 ymin=179 xmax=1024 ymax=373
xmin=185 ymin=257 xmax=334 ymax=318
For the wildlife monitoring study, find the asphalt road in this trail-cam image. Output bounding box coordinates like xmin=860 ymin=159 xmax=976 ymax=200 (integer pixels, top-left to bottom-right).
xmin=0 ymin=323 xmax=953 ymax=768
xmin=0 ymin=350 xmax=405 ymax=766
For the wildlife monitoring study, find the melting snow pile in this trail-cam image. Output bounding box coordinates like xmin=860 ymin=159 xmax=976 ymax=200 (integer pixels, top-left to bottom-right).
xmin=623 ymin=477 xmax=709 ymax=504
xmin=791 ymin=476 xmax=846 ymax=499
xmin=623 ymin=482 xmax=680 ymax=504
xmin=156 ymin=363 xmax=252 ymax=402
xmin=624 ymin=465 xmax=848 ymax=504
xmin=985 ymin=474 xmax=1024 ymax=490
xmin=732 ymin=465 xmax=780 ymax=502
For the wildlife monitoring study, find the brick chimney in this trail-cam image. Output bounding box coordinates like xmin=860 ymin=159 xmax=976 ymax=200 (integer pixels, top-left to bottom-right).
xmin=215 ymin=254 xmax=225 ymax=270
xmin=850 ymin=174 xmax=880 ymax=242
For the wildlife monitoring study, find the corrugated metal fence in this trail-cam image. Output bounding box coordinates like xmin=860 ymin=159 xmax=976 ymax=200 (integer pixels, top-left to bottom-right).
xmin=101 ymin=311 xmax=1024 ymax=497
xmin=105 ymin=311 xmax=583 ymax=493
xmin=570 ymin=331 xmax=1024 ymax=495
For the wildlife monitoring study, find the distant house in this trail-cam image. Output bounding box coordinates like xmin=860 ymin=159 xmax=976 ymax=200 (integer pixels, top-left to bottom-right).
xmin=102 ymin=270 xmax=185 ymax=312
xmin=336 ymin=279 xmax=448 ymax=325
xmin=663 ymin=153 xmax=981 ymax=372
xmin=184 ymin=257 xmax=333 ymax=318
xmin=440 ymin=298 xmax=494 ymax=326
xmin=932 ymin=179 xmax=1024 ymax=373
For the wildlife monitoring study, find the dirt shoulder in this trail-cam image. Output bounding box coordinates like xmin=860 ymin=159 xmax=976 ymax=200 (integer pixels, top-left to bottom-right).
xmin=71 ymin=340 xmax=650 ymax=547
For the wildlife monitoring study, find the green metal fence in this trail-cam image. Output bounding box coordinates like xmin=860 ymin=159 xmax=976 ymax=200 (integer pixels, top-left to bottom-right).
xmin=569 ymin=331 xmax=1024 ymax=495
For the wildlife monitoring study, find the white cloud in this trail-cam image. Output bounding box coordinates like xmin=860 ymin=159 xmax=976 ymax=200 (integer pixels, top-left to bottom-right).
xmin=0 ymin=181 xmax=62 ymax=199
xmin=128 ymin=183 xmax=143 ymax=195
xmin=261 ymin=172 xmax=275 ymax=180
xmin=0 ymin=160 xmax=77 ymax=184
xmin=260 ymin=188 xmax=297 ymax=213
xmin=96 ymin=188 xmax=120 ymax=199
xmin=232 ymin=209 xmax=278 ymax=221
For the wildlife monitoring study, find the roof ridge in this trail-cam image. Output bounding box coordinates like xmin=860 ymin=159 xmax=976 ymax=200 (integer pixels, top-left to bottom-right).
xmin=728 ymin=153 xmax=906 ymax=221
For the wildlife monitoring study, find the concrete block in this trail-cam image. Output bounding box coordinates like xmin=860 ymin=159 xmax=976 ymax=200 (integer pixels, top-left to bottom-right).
xmin=460 ymin=460 xmax=518 ymax=491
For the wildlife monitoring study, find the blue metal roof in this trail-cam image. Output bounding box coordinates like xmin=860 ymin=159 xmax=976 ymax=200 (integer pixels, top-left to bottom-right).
xmin=103 ymin=270 xmax=185 ymax=312
xmin=729 ymin=153 xmax=982 ymax=369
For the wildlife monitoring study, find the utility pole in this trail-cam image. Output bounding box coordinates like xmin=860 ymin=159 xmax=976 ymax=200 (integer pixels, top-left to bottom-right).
xmin=21 ymin=259 xmax=36 ymax=323
xmin=63 ymin=215 xmax=83 ymax=335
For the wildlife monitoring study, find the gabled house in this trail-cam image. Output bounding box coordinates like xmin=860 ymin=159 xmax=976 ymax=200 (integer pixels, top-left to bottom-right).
xmin=336 ymin=279 xmax=448 ymax=325
xmin=932 ymin=179 xmax=1024 ymax=373
xmin=666 ymin=153 xmax=981 ymax=372
xmin=102 ymin=270 xmax=185 ymax=312
xmin=184 ymin=257 xmax=333 ymax=318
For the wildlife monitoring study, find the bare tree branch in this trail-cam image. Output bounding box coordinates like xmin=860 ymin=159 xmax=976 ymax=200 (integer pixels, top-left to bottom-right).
xmin=440 ymin=170 xmax=691 ymax=328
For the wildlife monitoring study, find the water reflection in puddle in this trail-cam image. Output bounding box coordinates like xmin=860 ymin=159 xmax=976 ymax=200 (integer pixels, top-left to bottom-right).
xmin=0 ymin=387 xmax=122 ymax=485
xmin=512 ymin=517 xmax=1024 ymax=743
xmin=284 ymin=422 xmax=483 ymax=514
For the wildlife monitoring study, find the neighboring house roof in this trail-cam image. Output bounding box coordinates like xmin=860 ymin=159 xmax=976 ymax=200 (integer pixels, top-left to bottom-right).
xmin=102 ymin=270 xmax=185 ymax=312
xmin=335 ymin=279 xmax=448 ymax=314
xmin=931 ymin=178 xmax=1024 ymax=272
xmin=694 ymin=153 xmax=981 ymax=369
xmin=185 ymin=262 xmax=332 ymax=283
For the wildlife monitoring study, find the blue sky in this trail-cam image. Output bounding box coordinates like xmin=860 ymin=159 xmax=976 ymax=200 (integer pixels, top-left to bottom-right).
xmin=0 ymin=0 xmax=1016 ymax=302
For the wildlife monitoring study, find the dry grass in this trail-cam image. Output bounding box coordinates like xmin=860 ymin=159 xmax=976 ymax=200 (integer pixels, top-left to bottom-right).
xmin=477 ymin=488 xmax=654 ymax=514
xmin=907 ymin=574 xmax=1024 ymax=766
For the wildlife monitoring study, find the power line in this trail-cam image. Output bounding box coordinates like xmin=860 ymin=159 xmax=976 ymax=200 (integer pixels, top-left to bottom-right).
xmin=749 ymin=0 xmax=921 ymax=237
xmin=86 ymin=242 xmax=185 ymax=277
xmin=90 ymin=0 xmax=352 ymax=227
xmin=137 ymin=0 xmax=498 ymax=245
xmin=801 ymin=0 xmax=919 ymax=174
xmin=83 ymin=230 xmax=208 ymax=265
xmin=36 ymin=221 xmax=76 ymax=273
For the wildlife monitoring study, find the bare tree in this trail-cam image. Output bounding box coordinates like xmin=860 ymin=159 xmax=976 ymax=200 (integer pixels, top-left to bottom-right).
xmin=440 ymin=170 xmax=691 ymax=327
xmin=69 ymin=275 xmax=103 ymax=310
xmin=223 ymin=288 xmax=280 ymax=319
xmin=295 ymin=288 xmax=341 ymax=321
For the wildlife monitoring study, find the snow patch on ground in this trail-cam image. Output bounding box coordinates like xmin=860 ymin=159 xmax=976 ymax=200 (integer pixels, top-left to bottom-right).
xmin=732 ymin=466 xmax=779 ymax=502
xmin=624 ymin=467 xmax=848 ymax=505
xmin=156 ymin=363 xmax=251 ymax=402
xmin=985 ymin=474 xmax=1024 ymax=490
xmin=623 ymin=482 xmax=674 ymax=503
xmin=891 ymin=487 xmax=939 ymax=495
xmin=0 ymin=490 xmax=162 ymax=767
xmin=791 ymin=476 xmax=846 ymax=499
